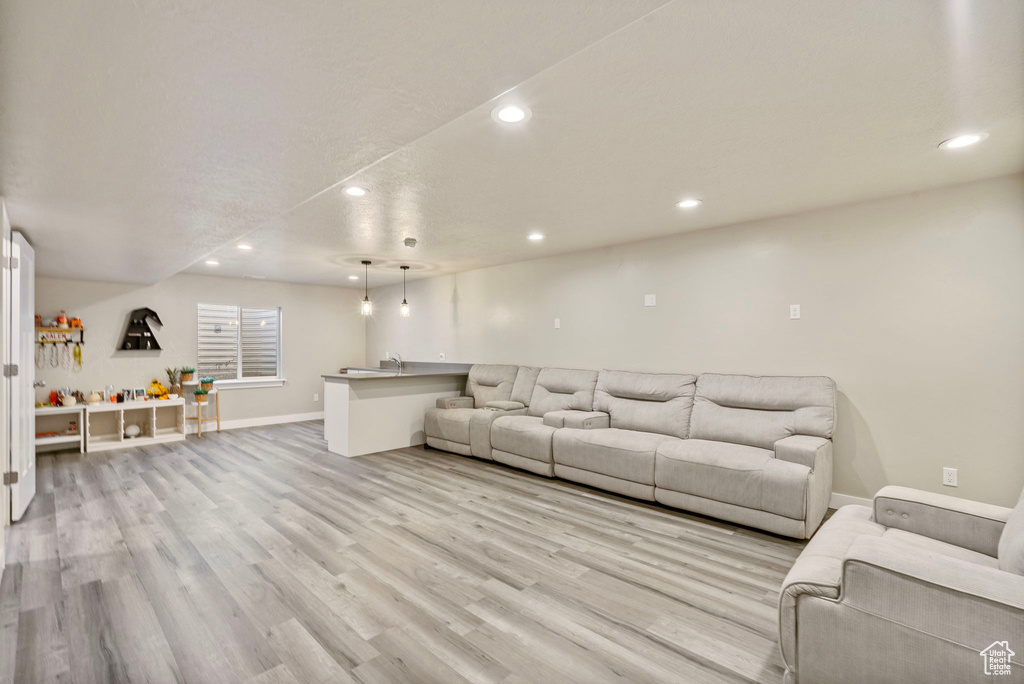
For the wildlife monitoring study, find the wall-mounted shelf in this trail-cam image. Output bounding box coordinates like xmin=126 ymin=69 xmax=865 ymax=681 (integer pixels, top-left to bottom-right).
xmin=36 ymin=327 xmax=85 ymax=344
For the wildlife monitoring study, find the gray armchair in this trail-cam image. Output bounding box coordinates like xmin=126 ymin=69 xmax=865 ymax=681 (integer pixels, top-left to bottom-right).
xmin=779 ymin=486 xmax=1023 ymax=683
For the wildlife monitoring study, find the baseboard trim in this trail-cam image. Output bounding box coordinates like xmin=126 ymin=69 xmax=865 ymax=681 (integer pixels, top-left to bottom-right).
xmin=830 ymin=492 xmax=872 ymax=509
xmin=186 ymin=411 xmax=324 ymax=435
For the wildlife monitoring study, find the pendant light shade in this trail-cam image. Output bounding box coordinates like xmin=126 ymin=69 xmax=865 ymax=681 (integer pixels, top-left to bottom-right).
xmin=360 ymin=260 xmax=372 ymax=316
xmin=400 ymin=265 xmax=410 ymax=317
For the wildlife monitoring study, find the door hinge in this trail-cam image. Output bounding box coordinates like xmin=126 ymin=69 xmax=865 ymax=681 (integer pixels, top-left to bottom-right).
xmin=2 ymin=363 xmax=18 ymax=378
xmin=2 ymin=256 xmax=17 ymax=269
xmin=3 ymin=472 xmax=18 ymax=485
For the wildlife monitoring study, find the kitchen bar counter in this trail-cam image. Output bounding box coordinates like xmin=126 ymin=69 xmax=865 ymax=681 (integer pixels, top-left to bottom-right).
xmin=322 ymin=362 xmax=470 ymax=457
xmin=321 ymin=368 xmax=470 ymax=380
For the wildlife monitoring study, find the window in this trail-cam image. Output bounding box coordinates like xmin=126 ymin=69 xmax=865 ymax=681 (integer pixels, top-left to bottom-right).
xmin=197 ymin=303 xmax=282 ymax=385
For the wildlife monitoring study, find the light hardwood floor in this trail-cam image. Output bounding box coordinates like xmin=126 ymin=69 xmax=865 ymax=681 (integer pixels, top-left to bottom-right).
xmin=0 ymin=421 xmax=809 ymax=684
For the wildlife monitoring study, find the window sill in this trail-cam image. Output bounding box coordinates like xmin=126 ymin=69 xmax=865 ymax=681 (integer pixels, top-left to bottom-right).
xmin=213 ymin=378 xmax=287 ymax=390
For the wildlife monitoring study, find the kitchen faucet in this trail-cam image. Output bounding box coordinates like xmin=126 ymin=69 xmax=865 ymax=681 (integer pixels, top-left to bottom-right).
xmin=387 ymin=352 xmax=403 ymax=374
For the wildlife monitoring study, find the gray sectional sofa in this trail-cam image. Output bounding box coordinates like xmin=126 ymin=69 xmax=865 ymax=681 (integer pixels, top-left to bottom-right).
xmin=425 ymin=364 xmax=836 ymax=539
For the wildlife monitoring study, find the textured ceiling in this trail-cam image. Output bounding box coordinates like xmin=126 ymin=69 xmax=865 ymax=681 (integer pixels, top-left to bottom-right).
xmin=2 ymin=1 xmax=1022 ymax=288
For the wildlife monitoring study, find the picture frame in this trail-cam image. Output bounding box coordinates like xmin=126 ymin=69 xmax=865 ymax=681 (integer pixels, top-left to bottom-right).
xmin=133 ymin=388 xmax=147 ymax=401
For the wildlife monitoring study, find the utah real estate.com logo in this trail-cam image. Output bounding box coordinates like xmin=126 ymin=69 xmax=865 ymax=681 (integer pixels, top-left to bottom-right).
xmin=981 ymin=641 xmax=1014 ymax=676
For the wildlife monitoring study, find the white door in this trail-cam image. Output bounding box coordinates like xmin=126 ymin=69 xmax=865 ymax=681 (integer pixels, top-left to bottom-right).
xmin=10 ymin=232 xmax=34 ymax=520
xmin=0 ymin=201 xmax=10 ymax=564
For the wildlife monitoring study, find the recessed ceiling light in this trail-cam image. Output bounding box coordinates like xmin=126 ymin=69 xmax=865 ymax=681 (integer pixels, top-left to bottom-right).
xmin=491 ymin=104 xmax=532 ymax=124
xmin=528 ymin=233 xmax=544 ymax=241
xmin=676 ymin=198 xmax=703 ymax=209
xmin=348 ymin=275 xmax=359 ymax=280
xmin=938 ymin=133 xmax=988 ymax=149
xmin=237 ymin=244 xmax=253 ymax=250
xmin=205 ymin=260 xmax=219 ymax=266
xmin=344 ymin=186 xmax=367 ymax=196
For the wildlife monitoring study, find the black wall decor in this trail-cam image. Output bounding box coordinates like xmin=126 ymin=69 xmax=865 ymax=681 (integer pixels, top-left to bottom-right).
xmin=121 ymin=307 xmax=163 ymax=350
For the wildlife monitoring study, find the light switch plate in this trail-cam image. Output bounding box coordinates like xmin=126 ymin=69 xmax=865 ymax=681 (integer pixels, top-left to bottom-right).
xmin=790 ymin=304 xmax=801 ymax=319
xmin=644 ymin=294 xmax=656 ymax=307
xmin=554 ymin=318 xmax=560 ymax=329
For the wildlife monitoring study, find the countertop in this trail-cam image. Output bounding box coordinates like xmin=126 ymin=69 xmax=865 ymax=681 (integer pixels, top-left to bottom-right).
xmin=322 ymin=369 xmax=469 ymax=381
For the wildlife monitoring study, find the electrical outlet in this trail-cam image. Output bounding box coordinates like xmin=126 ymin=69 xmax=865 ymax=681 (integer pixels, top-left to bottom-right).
xmin=313 ymin=393 xmax=319 ymax=402
xmin=438 ymin=352 xmax=446 ymax=361
xmin=790 ymin=304 xmax=801 ymax=319
xmin=554 ymin=318 xmax=560 ymax=329
xmin=644 ymin=294 xmax=656 ymax=307
xmin=942 ymin=467 xmax=958 ymax=487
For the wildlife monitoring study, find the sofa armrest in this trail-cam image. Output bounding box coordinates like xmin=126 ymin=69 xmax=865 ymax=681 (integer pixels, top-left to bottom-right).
xmin=840 ymin=535 xmax=1024 ymax=647
xmin=436 ymin=396 xmax=474 ymax=410
xmin=542 ymin=410 xmax=610 ymax=429
xmin=484 ymin=400 xmax=525 ymax=411
xmin=774 ymin=435 xmax=831 ymax=471
xmin=778 ymin=505 xmax=881 ymax=671
xmin=873 ymin=485 xmax=1011 ymax=557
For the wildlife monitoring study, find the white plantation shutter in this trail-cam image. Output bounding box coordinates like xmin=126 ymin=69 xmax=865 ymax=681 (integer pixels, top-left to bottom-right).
xmin=197 ymin=303 xmax=280 ymax=380
xmin=241 ymin=307 xmax=279 ymax=377
xmin=197 ymin=304 xmax=239 ymax=380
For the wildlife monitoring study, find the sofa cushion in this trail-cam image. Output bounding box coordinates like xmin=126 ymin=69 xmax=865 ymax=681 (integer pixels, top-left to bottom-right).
xmin=689 ymin=373 xmax=836 ymax=449
xmin=467 ymin=364 xmax=520 ymax=408
xmin=656 ymin=439 xmax=810 ymax=519
xmin=526 ymin=368 xmax=599 ymax=417
xmin=490 ymin=415 xmax=557 ymax=463
xmin=510 ymin=366 xmax=541 ymax=406
xmin=423 ymin=407 xmax=475 ymax=445
xmin=594 ymin=370 xmax=696 ymax=439
xmin=998 ymin=490 xmax=1024 ymax=575
xmin=554 ymin=428 xmax=680 ymax=485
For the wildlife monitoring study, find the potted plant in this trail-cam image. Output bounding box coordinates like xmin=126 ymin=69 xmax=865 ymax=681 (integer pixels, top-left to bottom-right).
xmin=193 ymin=387 xmax=209 ymax=403
xmin=181 ymin=366 xmax=196 ymax=383
xmin=200 ymin=376 xmax=215 ymax=391
xmin=165 ymin=367 xmax=182 ymax=395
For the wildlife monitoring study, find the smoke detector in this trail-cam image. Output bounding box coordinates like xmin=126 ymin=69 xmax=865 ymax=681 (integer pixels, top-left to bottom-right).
xmin=403 ymin=237 xmax=417 ymax=248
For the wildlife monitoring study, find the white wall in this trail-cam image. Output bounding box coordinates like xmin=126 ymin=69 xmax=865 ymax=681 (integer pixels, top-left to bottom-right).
xmin=367 ymin=174 xmax=1024 ymax=507
xmin=35 ymin=273 xmax=365 ymax=423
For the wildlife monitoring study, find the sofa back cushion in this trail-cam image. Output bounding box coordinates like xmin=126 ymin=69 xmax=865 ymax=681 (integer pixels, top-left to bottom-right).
xmin=689 ymin=373 xmax=836 ymax=449
xmin=998 ymin=490 xmax=1024 ymax=575
xmin=467 ymin=364 xmax=520 ymax=408
xmin=510 ymin=366 xmax=541 ymax=407
xmin=594 ymin=370 xmax=696 ymax=438
xmin=527 ymin=368 xmax=599 ymax=417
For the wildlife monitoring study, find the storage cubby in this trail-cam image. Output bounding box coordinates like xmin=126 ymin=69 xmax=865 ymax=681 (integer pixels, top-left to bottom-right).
xmin=35 ymin=405 xmax=85 ymax=452
xmin=122 ymin=407 xmax=153 ymax=440
xmin=154 ymin=402 xmax=184 ymax=438
xmin=86 ymin=407 xmax=123 ymax=448
xmin=84 ymin=399 xmax=185 ymax=452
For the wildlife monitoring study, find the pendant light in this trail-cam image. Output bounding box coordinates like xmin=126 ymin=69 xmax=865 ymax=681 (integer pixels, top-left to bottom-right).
xmin=360 ymin=260 xmax=372 ymax=315
xmin=400 ymin=266 xmax=410 ymax=317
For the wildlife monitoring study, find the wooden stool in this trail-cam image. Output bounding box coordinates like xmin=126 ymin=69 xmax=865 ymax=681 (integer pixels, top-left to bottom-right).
xmin=185 ymin=387 xmax=221 ymax=437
